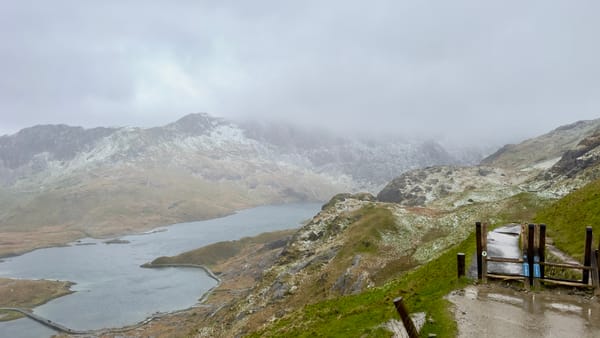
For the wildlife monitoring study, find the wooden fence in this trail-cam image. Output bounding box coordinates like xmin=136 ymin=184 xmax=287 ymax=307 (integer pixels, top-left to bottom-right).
xmin=469 ymin=222 xmax=600 ymax=291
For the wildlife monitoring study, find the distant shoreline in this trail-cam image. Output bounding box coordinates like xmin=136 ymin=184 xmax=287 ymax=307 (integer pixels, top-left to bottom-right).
xmin=140 ymin=263 xmax=221 ymax=284
xmin=140 ymin=262 xmax=222 ymax=304
xmin=0 ymin=210 xmax=239 ymax=260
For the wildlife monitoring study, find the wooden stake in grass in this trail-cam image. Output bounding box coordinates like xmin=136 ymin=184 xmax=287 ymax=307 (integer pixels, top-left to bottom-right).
xmin=539 ymin=224 xmax=546 ymax=279
xmin=528 ymin=223 xmax=535 ymax=287
xmin=393 ymin=297 xmax=419 ymax=338
xmin=583 ymin=226 xmax=593 ymax=285
xmin=482 ymin=223 xmax=488 ymax=283
xmin=457 ymin=253 xmax=466 ymax=278
xmin=476 ymin=222 xmax=483 ymax=280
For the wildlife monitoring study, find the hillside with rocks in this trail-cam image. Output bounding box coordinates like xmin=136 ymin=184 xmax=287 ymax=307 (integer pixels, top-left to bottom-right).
xmin=0 ymin=113 xmax=480 ymax=256
xmin=112 ymin=116 xmax=600 ymax=337
xmin=378 ymin=119 xmax=600 ymax=209
xmin=481 ymin=118 xmax=600 ymax=169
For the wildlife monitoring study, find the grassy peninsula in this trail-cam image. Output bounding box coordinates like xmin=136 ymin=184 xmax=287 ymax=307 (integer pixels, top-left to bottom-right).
xmin=0 ymin=278 xmax=73 ymax=321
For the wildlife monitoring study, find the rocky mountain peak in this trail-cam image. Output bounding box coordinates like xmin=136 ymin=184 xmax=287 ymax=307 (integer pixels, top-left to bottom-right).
xmin=0 ymin=124 xmax=116 ymax=169
xmin=165 ymin=113 xmax=227 ymax=136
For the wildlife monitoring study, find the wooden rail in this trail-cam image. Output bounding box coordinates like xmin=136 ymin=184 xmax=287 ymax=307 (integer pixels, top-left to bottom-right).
xmin=538 ymin=278 xmax=596 ymax=288
xmin=485 ymin=257 xmax=523 ymax=264
xmin=486 ymin=273 xmax=525 ymax=281
xmin=540 ymin=262 xmax=591 ymax=270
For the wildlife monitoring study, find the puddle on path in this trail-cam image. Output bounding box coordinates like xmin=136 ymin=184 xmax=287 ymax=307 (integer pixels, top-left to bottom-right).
xmin=448 ymin=285 xmax=600 ymax=337
xmin=487 ymin=225 xmax=523 ymax=275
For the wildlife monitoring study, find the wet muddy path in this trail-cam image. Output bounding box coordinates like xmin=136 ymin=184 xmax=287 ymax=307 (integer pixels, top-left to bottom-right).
xmin=454 ymin=224 xmax=600 ymax=337
xmin=449 ymin=285 xmax=600 ymax=337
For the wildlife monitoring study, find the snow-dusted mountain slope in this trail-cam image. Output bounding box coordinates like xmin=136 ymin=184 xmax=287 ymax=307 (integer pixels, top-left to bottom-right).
xmin=481 ymin=119 xmax=600 ymax=169
xmin=0 ymin=113 xmax=480 ymax=192
xmin=377 ymin=118 xmax=600 ymax=208
xmin=0 ymin=113 xmax=480 ymax=253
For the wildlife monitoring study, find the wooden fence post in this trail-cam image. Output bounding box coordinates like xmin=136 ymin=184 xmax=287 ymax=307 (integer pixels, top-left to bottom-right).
xmin=591 ymin=249 xmax=600 ymax=292
xmin=528 ymin=224 xmax=535 ymax=287
xmin=457 ymin=253 xmax=465 ymax=278
xmin=482 ymin=223 xmax=488 ymax=283
xmin=595 ymin=250 xmax=600 ymax=295
xmin=583 ymin=226 xmax=593 ymax=285
xmin=393 ymin=297 xmax=419 ymax=338
xmin=539 ymin=224 xmax=546 ymax=279
xmin=476 ymin=222 xmax=483 ymax=280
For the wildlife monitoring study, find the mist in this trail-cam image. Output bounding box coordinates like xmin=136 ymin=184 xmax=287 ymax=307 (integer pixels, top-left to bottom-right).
xmin=1 ymin=1 xmax=599 ymax=145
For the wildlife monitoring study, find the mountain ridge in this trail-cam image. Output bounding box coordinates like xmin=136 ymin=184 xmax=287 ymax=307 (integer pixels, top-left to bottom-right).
xmin=481 ymin=118 xmax=600 ymax=169
xmin=0 ymin=113 xmax=479 ymax=256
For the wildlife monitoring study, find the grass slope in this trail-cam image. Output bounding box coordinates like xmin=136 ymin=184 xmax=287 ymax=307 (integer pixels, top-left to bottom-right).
xmin=251 ymin=193 xmax=547 ymax=337
xmin=535 ymin=178 xmax=600 ymax=260
xmin=251 ymin=233 xmax=474 ymax=337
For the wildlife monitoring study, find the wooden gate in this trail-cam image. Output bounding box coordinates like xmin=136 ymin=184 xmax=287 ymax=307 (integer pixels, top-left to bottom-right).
xmin=472 ymin=222 xmax=600 ymax=291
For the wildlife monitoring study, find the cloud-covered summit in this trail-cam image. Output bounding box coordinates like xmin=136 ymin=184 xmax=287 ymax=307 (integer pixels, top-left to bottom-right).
xmin=1 ymin=1 xmax=599 ymax=144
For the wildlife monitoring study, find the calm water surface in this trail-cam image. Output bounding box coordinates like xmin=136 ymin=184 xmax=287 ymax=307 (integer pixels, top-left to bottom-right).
xmin=0 ymin=203 xmax=321 ymax=335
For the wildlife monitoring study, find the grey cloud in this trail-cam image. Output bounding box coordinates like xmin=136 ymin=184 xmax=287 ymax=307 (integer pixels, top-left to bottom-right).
xmin=1 ymin=1 xmax=599 ymax=145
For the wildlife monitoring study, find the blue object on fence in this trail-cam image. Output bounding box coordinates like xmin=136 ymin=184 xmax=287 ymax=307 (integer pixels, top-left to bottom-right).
xmin=534 ymin=263 xmax=540 ymax=278
xmin=523 ymin=264 xmax=530 ymax=277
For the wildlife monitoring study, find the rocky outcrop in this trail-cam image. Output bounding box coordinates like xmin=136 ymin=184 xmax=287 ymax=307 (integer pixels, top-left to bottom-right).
xmin=376 ymin=165 xmax=526 ymax=208
xmin=548 ymin=131 xmax=600 ymax=178
xmin=481 ymin=119 xmax=600 ymax=169
xmin=527 ymin=131 xmax=600 ymax=197
xmin=376 ymin=119 xmax=600 ymax=209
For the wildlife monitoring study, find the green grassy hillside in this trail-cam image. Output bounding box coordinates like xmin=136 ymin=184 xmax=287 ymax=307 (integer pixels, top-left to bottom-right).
xmin=247 ymin=192 xmax=548 ymax=337
xmin=150 ymin=230 xmax=295 ymax=269
xmin=535 ymin=178 xmax=600 ymax=260
xmin=250 ymin=233 xmax=474 ymax=337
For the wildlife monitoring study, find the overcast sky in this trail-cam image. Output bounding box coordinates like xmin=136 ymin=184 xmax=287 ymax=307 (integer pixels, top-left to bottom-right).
xmin=1 ymin=1 xmax=599 ymax=145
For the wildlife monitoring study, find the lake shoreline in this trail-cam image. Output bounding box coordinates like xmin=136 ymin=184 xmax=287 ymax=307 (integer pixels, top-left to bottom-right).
xmin=0 ymin=201 xmax=323 ymax=259
xmin=92 ymin=227 xmax=295 ymax=337
xmin=0 ymin=209 xmax=240 ymax=259
xmin=0 ymin=203 xmax=322 ymax=337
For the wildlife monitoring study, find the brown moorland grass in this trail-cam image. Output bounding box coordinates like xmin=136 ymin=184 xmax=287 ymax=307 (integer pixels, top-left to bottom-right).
xmin=0 ymin=278 xmax=73 ymax=321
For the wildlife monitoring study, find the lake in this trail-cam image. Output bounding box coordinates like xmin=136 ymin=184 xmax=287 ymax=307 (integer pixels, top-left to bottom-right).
xmin=0 ymin=203 xmax=321 ymax=337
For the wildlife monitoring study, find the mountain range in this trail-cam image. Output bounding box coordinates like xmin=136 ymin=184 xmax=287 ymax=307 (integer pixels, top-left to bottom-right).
xmin=3 ymin=114 xmax=600 ymax=336
xmin=0 ymin=113 xmax=483 ymax=255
